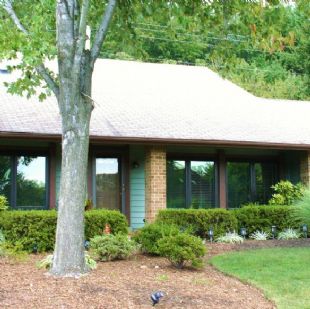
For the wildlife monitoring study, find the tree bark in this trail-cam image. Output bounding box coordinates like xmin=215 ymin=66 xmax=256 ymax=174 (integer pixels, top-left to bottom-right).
xmin=50 ymin=90 xmax=92 ymax=276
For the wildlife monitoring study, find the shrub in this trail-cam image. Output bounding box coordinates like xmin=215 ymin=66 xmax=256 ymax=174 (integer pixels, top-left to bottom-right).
xmin=133 ymin=223 xmax=180 ymax=255
xmin=216 ymin=232 xmax=244 ymax=244
xmin=250 ymin=231 xmax=270 ymax=240
xmin=90 ymin=234 xmax=138 ymax=261
xmin=0 ymin=195 xmax=9 ymax=211
xmin=278 ymin=228 xmax=301 ymax=240
xmin=0 ymin=209 xmax=128 ymax=252
xmin=269 ymin=180 xmax=304 ymax=205
xmin=157 ymin=233 xmax=206 ymax=269
xmin=234 ymin=205 xmax=301 ymax=235
xmin=85 ymin=209 xmax=128 ymax=238
xmin=156 ymin=209 xmax=238 ymax=238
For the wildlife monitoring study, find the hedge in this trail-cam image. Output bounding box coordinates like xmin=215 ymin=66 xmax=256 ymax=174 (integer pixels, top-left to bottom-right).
xmin=233 ymin=205 xmax=301 ymax=235
xmin=156 ymin=206 xmax=301 ymax=238
xmin=0 ymin=209 xmax=128 ymax=252
xmin=156 ymin=209 xmax=238 ymax=238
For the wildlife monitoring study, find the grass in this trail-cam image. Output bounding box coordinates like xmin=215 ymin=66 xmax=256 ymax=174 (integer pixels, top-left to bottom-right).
xmin=210 ymin=247 xmax=310 ymax=309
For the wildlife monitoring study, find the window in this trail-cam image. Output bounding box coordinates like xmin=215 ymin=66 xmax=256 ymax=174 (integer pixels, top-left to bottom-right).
xmin=227 ymin=161 xmax=278 ymax=208
xmin=0 ymin=155 xmax=48 ymax=209
xmin=94 ymin=158 xmax=120 ymax=210
xmin=167 ymin=159 xmax=216 ymax=209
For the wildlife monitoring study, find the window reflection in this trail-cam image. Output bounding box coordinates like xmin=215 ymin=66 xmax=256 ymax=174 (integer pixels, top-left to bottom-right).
xmin=191 ymin=161 xmax=215 ymax=209
xmin=95 ymin=158 xmax=120 ymax=210
xmin=16 ymin=156 xmax=46 ymax=208
xmin=0 ymin=156 xmax=11 ymax=205
xmin=167 ymin=160 xmax=186 ymax=208
xmin=167 ymin=160 xmax=215 ymax=209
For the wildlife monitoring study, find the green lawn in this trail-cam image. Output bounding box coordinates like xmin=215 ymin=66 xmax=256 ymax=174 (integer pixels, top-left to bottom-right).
xmin=210 ymin=247 xmax=310 ymax=309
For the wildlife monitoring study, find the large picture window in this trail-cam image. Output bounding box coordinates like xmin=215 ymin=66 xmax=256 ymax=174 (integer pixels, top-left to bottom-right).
xmin=227 ymin=161 xmax=278 ymax=208
xmin=167 ymin=159 xmax=216 ymax=209
xmin=0 ymin=155 xmax=48 ymax=209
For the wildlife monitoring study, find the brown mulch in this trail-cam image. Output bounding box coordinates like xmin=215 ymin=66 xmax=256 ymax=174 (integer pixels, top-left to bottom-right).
xmin=1 ymin=239 xmax=308 ymax=309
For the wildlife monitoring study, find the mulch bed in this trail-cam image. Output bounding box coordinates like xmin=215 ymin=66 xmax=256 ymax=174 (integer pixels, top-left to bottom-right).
xmin=1 ymin=239 xmax=308 ymax=309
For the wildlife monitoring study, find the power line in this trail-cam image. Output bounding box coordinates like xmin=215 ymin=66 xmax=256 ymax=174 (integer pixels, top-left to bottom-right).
xmin=137 ymin=34 xmax=269 ymax=54
xmin=133 ymin=22 xmax=249 ymax=39
xmin=100 ymin=52 xmax=305 ymax=76
xmin=134 ymin=26 xmax=248 ymax=43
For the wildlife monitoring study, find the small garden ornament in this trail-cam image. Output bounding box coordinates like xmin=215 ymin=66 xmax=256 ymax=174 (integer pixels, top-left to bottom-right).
xmin=151 ymin=291 xmax=164 ymax=306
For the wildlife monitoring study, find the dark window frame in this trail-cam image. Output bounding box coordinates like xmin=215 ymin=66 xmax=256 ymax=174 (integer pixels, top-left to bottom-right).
xmin=226 ymin=159 xmax=279 ymax=208
xmin=0 ymin=151 xmax=49 ymax=210
xmin=167 ymin=157 xmax=218 ymax=209
xmin=92 ymin=155 xmax=123 ymax=212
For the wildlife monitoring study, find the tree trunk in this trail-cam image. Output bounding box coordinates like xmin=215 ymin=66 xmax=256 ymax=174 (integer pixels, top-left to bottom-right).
xmin=50 ymin=87 xmax=92 ymax=276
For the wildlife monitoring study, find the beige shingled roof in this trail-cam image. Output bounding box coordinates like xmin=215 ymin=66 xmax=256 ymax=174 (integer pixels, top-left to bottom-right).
xmin=0 ymin=58 xmax=309 ymax=147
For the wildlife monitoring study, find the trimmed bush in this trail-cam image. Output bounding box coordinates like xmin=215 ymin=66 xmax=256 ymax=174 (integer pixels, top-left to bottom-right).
xmin=157 ymin=233 xmax=206 ymax=269
xmin=133 ymin=223 xmax=180 ymax=255
xmin=90 ymin=234 xmax=137 ymax=261
xmin=234 ymin=205 xmax=301 ymax=235
xmin=0 ymin=209 xmax=128 ymax=252
xmin=156 ymin=209 xmax=238 ymax=238
xmin=85 ymin=209 xmax=128 ymax=238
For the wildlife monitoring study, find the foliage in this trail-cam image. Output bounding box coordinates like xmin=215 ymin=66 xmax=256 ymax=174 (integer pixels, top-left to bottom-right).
xmin=295 ymin=189 xmax=310 ymax=228
xmin=132 ymin=223 xmax=180 ymax=255
xmin=156 ymin=209 xmax=238 ymax=238
xmin=85 ymin=209 xmax=128 ymax=238
xmin=269 ymin=181 xmax=304 ymax=206
xmin=90 ymin=234 xmax=138 ymax=262
xmin=0 ymin=229 xmax=5 ymax=244
xmin=0 ymin=195 xmax=9 ymax=211
xmin=277 ymin=228 xmax=301 ymax=240
xmin=234 ymin=205 xmax=301 ymax=235
xmin=101 ymin=0 xmax=310 ymax=100
xmin=157 ymin=233 xmax=206 ymax=269
xmin=37 ymin=254 xmax=53 ymax=269
xmin=216 ymin=232 xmax=244 ymax=244
xmin=250 ymin=230 xmax=270 ymax=241
xmin=37 ymin=253 xmax=96 ymax=270
xmin=0 ymin=209 xmax=128 ymax=252
xmin=211 ymin=248 xmax=310 ymax=309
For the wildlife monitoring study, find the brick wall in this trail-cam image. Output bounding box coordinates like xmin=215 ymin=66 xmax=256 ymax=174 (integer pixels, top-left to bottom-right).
xmin=300 ymin=151 xmax=310 ymax=187
xmin=145 ymin=146 xmax=167 ymax=222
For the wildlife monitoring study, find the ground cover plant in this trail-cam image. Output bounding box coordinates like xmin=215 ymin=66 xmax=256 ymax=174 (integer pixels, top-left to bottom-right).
xmin=250 ymin=231 xmax=270 ymax=241
xmin=211 ymin=247 xmax=310 ymax=309
xmin=216 ymin=232 xmax=244 ymax=244
xmin=277 ymin=228 xmax=301 ymax=240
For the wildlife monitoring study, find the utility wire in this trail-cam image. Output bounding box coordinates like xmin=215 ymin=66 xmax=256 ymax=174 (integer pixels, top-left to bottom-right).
xmin=100 ymin=52 xmax=304 ymax=76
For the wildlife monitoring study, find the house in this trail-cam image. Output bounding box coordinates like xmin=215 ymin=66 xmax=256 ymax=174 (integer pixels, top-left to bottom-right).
xmin=0 ymin=59 xmax=310 ymax=229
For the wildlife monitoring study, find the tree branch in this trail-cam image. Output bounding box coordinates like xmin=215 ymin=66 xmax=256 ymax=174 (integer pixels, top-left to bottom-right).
xmin=90 ymin=0 xmax=117 ymax=68
xmin=75 ymin=0 xmax=90 ymax=62
xmin=1 ymin=0 xmax=59 ymax=99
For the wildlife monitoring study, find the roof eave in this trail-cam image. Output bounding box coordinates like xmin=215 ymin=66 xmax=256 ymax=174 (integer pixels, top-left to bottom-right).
xmin=1 ymin=132 xmax=309 ymax=150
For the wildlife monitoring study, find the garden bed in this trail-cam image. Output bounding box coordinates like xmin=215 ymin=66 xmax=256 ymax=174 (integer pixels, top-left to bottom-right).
xmin=2 ymin=239 xmax=308 ymax=308
xmin=0 ymin=252 xmax=273 ymax=309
